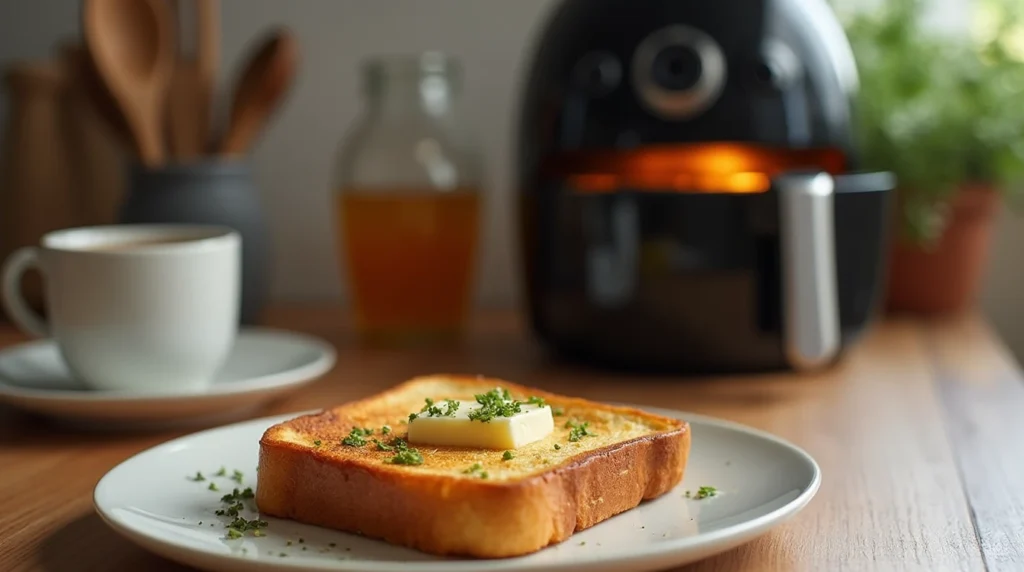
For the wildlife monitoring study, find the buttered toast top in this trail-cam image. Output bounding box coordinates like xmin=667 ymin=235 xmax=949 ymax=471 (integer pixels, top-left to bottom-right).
xmin=260 ymin=375 xmax=685 ymax=481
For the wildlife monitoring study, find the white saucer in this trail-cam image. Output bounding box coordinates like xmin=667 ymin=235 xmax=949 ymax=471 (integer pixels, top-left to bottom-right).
xmin=0 ymin=328 xmax=336 ymax=430
xmin=93 ymin=406 xmax=821 ymax=571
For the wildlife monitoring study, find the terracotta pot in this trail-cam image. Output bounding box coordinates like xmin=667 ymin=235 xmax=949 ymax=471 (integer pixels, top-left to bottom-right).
xmin=885 ymin=184 xmax=999 ymax=315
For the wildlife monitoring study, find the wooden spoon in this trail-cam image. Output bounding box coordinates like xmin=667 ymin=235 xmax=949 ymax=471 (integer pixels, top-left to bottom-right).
xmin=218 ymin=28 xmax=299 ymax=157
xmin=82 ymin=0 xmax=176 ymax=166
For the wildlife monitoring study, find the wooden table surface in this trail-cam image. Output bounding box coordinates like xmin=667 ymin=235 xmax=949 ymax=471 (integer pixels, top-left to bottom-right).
xmin=2 ymin=305 xmax=1023 ymax=571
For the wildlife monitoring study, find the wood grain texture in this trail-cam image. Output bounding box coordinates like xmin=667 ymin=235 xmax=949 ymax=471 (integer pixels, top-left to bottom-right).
xmin=926 ymin=314 xmax=1024 ymax=572
xmin=0 ymin=306 xmax=1018 ymax=571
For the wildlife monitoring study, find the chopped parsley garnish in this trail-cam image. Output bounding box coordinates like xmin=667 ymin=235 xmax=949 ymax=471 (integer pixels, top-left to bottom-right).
xmin=215 ymin=467 xmax=226 ymax=477
xmin=382 ymin=425 xmax=391 ymax=435
xmin=189 ymin=471 xmax=205 ymax=482
xmin=215 ymin=502 xmax=244 ymax=517
xmin=502 ymin=450 xmax=514 ymax=461
xmin=220 ymin=487 xmax=255 ymax=501
xmin=566 ymin=419 xmax=594 ymax=442
xmin=208 ymin=482 xmax=219 ymax=492
xmin=412 ymin=397 xmax=461 ymax=419
xmin=527 ymin=396 xmax=547 ymax=407
xmin=231 ymin=469 xmax=244 ymax=483
xmin=552 ymin=407 xmax=565 ymax=416
xmin=441 ymin=399 xmax=460 ymax=416
xmin=554 ymin=443 xmax=561 ymax=450
xmin=329 ymin=542 xmax=337 ymax=548
xmin=215 ymin=486 xmax=265 ymax=537
xmin=299 ymin=538 xmax=305 ymax=543
xmin=693 ymin=486 xmax=718 ymax=499
xmin=467 ymin=387 xmax=523 ymax=422
xmin=463 ymin=463 xmax=488 ymax=479
xmin=342 ymin=427 xmax=373 ymax=447
xmin=376 ymin=436 xmax=423 ymax=465
xmin=313 ymin=439 xmax=322 ymax=447
xmin=228 ymin=516 xmax=268 ymax=531
xmin=374 ymin=436 xmax=413 ymax=453
xmin=389 ymin=448 xmax=424 ymax=465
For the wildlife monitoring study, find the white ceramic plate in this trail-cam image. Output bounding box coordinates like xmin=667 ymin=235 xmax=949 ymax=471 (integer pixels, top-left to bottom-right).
xmin=93 ymin=405 xmax=821 ymax=571
xmin=0 ymin=327 xmax=335 ymax=430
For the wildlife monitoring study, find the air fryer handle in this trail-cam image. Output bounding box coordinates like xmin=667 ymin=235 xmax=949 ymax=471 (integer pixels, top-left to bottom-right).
xmin=776 ymin=172 xmax=840 ymax=370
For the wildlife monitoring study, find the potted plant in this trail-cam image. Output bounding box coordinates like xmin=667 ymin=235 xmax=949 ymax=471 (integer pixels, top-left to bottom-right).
xmin=839 ymin=0 xmax=1024 ymax=314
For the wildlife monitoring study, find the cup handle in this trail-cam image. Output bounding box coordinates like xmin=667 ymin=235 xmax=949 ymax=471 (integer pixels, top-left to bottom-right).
xmin=1 ymin=247 xmax=49 ymax=338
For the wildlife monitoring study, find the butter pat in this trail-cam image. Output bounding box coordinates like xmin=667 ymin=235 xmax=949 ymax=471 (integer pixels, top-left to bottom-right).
xmin=407 ymin=400 xmax=554 ymax=449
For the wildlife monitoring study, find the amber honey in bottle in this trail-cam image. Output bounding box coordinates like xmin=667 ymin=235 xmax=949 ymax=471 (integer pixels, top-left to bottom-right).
xmin=333 ymin=53 xmax=482 ymax=344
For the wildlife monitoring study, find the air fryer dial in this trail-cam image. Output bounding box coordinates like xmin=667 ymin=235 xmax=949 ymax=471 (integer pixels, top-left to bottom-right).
xmin=631 ymin=24 xmax=727 ymax=120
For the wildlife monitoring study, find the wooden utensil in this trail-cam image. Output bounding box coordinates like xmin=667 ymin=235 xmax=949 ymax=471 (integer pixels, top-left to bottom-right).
xmin=82 ymin=0 xmax=176 ymax=166
xmin=166 ymin=0 xmax=219 ymax=159
xmin=217 ymin=28 xmax=298 ymax=157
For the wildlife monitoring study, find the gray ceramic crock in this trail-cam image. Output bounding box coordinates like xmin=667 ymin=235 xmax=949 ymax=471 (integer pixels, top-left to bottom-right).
xmin=118 ymin=160 xmax=270 ymax=325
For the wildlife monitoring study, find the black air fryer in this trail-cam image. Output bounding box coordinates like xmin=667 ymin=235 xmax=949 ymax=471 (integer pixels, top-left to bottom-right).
xmin=515 ymin=0 xmax=895 ymax=373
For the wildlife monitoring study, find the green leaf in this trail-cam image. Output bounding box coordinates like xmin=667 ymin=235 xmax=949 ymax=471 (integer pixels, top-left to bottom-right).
xmin=835 ymin=0 xmax=1024 ymax=243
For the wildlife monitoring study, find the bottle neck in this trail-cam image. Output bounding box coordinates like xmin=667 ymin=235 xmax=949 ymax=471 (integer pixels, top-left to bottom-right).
xmin=362 ymin=54 xmax=459 ymax=120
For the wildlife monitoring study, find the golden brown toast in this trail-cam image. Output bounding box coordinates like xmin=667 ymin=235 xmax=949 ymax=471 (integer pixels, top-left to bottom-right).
xmin=255 ymin=375 xmax=691 ymax=558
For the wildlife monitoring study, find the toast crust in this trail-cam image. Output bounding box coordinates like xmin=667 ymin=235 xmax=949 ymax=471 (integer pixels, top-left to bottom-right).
xmin=256 ymin=375 xmax=691 ymax=558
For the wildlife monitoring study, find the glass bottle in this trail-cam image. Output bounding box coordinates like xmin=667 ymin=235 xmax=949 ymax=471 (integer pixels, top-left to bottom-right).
xmin=333 ymin=53 xmax=482 ymax=345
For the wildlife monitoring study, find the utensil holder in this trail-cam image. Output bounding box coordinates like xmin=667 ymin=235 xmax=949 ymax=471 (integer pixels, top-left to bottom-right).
xmin=118 ymin=160 xmax=271 ymax=324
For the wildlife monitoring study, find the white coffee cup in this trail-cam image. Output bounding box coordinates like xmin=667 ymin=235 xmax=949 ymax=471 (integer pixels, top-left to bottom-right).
xmin=1 ymin=224 xmax=241 ymax=393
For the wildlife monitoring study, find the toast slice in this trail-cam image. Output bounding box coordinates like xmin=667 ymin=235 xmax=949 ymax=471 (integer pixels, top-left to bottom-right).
xmin=256 ymin=375 xmax=691 ymax=558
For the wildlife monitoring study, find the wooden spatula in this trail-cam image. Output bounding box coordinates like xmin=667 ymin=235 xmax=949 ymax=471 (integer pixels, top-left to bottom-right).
xmin=165 ymin=0 xmax=219 ymax=160
xmin=217 ymin=28 xmax=298 ymax=157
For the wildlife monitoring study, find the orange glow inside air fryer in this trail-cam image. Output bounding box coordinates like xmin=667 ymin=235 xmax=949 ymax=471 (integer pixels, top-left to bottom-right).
xmin=543 ymin=143 xmax=847 ymax=194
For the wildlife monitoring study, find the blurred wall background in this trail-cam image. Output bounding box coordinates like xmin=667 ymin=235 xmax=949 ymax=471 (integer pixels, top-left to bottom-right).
xmin=3 ymin=0 xmax=1023 ymax=356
